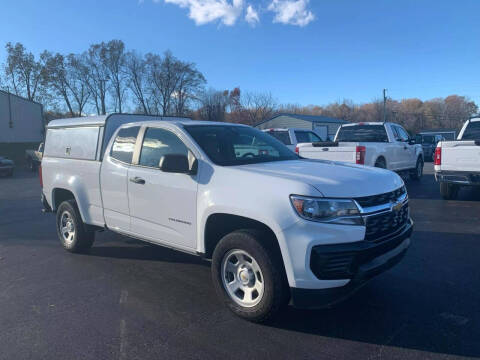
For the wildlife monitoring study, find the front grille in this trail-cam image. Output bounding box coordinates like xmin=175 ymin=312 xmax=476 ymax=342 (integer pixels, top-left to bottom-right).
xmin=355 ymin=186 xmax=406 ymax=208
xmin=365 ymin=203 xmax=409 ymax=242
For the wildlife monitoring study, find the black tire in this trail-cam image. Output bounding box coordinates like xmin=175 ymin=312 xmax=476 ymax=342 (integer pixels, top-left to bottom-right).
xmin=374 ymin=158 xmax=386 ymax=169
xmin=439 ymin=182 xmax=459 ymax=200
xmin=56 ymin=199 xmax=95 ymax=253
xmin=27 ymin=158 xmax=37 ymax=172
xmin=211 ymin=229 xmax=289 ymax=322
xmin=7 ymin=169 xmax=13 ymax=177
xmin=411 ymin=157 xmax=424 ymax=181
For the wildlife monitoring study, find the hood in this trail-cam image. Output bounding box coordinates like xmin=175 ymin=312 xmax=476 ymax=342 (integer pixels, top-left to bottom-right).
xmin=237 ymin=160 xmax=404 ymax=198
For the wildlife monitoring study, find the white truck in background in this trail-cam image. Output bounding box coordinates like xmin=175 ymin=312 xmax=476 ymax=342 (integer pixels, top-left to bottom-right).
xmin=262 ymin=128 xmax=324 ymax=152
xmin=297 ymin=122 xmax=424 ymax=180
xmin=434 ymin=118 xmax=480 ymax=199
xmin=40 ymin=114 xmax=412 ymax=322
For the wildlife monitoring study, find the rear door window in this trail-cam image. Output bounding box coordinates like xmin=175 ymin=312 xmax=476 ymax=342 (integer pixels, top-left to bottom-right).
xmin=110 ymin=126 xmax=140 ymax=164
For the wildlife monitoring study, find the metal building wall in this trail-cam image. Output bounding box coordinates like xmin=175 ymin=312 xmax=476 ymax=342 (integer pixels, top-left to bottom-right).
xmin=255 ymin=115 xmax=345 ymax=139
xmin=0 ymin=91 xmax=44 ymax=143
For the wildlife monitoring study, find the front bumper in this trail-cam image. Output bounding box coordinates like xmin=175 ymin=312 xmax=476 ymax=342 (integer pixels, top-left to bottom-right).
xmin=0 ymin=165 xmax=14 ymax=175
xmin=435 ymin=171 xmax=480 ymax=186
xmin=290 ymin=219 xmax=412 ymax=309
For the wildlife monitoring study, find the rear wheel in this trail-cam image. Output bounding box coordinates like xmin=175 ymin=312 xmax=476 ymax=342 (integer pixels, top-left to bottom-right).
xmin=7 ymin=169 xmax=13 ymax=177
xmin=440 ymin=182 xmax=459 ymax=200
xmin=374 ymin=158 xmax=386 ymax=169
xmin=56 ymin=199 xmax=95 ymax=253
xmin=211 ymin=230 xmax=289 ymax=322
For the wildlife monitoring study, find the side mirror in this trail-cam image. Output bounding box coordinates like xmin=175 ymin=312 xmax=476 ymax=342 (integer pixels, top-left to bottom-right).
xmin=408 ymin=138 xmax=416 ymax=145
xmin=159 ymin=154 xmax=197 ymax=175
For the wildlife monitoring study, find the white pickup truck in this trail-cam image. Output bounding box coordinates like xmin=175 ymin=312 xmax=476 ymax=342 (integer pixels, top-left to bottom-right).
xmin=40 ymin=114 xmax=413 ymax=322
xmin=262 ymin=128 xmax=324 ymax=152
xmin=434 ymin=118 xmax=480 ymax=199
xmin=297 ymin=122 xmax=424 ymax=180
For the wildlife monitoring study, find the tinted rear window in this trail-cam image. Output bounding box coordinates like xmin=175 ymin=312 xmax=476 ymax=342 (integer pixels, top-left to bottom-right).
xmin=336 ymin=125 xmax=388 ymax=142
xmin=462 ymin=122 xmax=480 ymax=140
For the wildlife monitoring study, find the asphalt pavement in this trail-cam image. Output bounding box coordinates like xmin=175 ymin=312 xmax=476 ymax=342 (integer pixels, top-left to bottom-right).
xmin=0 ymin=164 xmax=479 ymax=360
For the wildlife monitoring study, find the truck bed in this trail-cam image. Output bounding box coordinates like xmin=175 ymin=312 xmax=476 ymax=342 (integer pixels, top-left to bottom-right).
xmin=298 ymin=142 xmax=359 ymax=163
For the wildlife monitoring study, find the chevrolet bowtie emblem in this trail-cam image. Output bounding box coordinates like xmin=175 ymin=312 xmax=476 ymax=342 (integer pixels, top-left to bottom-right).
xmin=391 ymin=201 xmax=403 ymax=212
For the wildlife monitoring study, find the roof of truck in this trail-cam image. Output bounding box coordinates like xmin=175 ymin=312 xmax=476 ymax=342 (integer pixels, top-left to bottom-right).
xmin=46 ymin=114 xmax=192 ymax=129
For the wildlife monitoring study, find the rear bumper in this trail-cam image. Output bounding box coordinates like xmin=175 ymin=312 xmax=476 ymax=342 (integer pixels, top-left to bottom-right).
xmin=435 ymin=171 xmax=480 ymax=186
xmin=290 ymin=219 xmax=412 ymax=309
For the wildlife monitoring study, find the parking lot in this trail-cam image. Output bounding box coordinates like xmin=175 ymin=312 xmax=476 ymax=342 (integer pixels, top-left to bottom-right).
xmin=0 ymin=163 xmax=479 ymax=360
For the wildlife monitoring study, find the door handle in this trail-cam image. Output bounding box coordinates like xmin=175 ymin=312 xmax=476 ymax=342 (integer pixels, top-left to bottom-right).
xmin=129 ymin=177 xmax=145 ymax=185
xmin=403 ymin=146 xmax=408 ymax=150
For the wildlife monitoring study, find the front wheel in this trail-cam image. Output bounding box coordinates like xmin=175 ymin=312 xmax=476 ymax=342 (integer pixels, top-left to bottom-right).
xmin=56 ymin=199 xmax=95 ymax=253
xmin=211 ymin=230 xmax=289 ymax=322
xmin=411 ymin=158 xmax=424 ymax=181
xmin=439 ymin=182 xmax=459 ymax=200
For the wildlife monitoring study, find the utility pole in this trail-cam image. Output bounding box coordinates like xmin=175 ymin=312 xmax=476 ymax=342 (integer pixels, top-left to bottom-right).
xmin=383 ymin=89 xmax=387 ymax=123
xmin=6 ymin=86 xmax=13 ymax=128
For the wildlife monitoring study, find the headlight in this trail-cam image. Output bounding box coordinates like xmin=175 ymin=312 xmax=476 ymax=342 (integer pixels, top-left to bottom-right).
xmin=290 ymin=195 xmax=363 ymax=225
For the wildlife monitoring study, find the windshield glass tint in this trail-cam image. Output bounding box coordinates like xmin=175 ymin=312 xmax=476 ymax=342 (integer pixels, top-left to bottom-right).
xmin=184 ymin=125 xmax=298 ymax=166
xmin=336 ymin=125 xmax=388 ymax=142
xmin=462 ymin=122 xmax=480 ymax=140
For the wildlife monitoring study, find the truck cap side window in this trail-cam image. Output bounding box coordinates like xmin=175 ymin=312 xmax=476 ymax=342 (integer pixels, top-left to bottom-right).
xmin=139 ymin=128 xmax=189 ymax=168
xmin=110 ymin=126 xmax=140 ymax=164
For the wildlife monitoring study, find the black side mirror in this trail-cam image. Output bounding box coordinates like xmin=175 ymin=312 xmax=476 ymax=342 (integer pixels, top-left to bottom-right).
xmin=408 ymin=138 xmax=416 ymax=145
xmin=159 ymin=154 xmax=196 ymax=175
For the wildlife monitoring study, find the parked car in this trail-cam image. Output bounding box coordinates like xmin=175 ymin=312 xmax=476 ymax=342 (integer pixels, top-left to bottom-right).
xmin=262 ymin=128 xmax=324 ymax=152
xmin=434 ymin=118 xmax=480 ymax=199
xmin=415 ymin=134 xmax=444 ymax=162
xmin=297 ymin=122 xmax=424 ymax=180
xmin=0 ymin=156 xmax=15 ymax=177
xmin=25 ymin=142 xmax=44 ymax=171
xmin=41 ymin=115 xmax=412 ymax=322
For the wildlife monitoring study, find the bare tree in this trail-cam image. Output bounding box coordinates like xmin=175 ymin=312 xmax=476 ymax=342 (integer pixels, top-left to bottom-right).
xmin=124 ymin=51 xmax=150 ymax=114
xmin=173 ymin=61 xmax=206 ymax=116
xmin=101 ymin=40 xmax=126 ymax=113
xmin=240 ymin=91 xmax=277 ymax=125
xmin=198 ymin=89 xmax=230 ymax=122
xmin=4 ymin=42 xmax=42 ymax=101
xmin=148 ymin=51 xmax=182 ymax=116
xmin=84 ymin=43 xmax=110 ymax=115
xmin=40 ymin=51 xmax=75 ymax=116
xmin=66 ymin=54 xmax=90 ymax=116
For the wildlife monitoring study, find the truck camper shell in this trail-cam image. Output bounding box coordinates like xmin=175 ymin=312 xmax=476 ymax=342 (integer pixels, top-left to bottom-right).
xmin=45 ymin=114 xmax=190 ymax=161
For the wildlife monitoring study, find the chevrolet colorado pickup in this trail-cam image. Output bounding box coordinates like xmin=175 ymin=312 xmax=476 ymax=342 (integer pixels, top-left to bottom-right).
xmin=40 ymin=114 xmax=413 ymax=322
xmin=297 ymin=122 xmax=424 ymax=180
xmin=435 ymin=118 xmax=480 ymax=199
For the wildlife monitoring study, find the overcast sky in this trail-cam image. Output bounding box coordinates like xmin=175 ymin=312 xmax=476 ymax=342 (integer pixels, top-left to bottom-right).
xmin=1 ymin=0 xmax=480 ymax=105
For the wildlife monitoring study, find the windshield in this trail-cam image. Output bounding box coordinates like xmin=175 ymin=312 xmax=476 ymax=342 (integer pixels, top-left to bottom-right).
xmin=462 ymin=122 xmax=480 ymax=140
xmin=336 ymin=125 xmax=389 ymax=142
xmin=184 ymin=125 xmax=298 ymax=166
